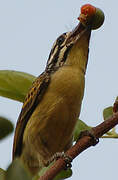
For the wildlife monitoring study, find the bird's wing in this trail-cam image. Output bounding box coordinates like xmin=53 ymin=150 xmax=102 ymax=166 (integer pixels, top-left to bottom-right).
xmin=13 ymin=72 xmax=50 ymax=158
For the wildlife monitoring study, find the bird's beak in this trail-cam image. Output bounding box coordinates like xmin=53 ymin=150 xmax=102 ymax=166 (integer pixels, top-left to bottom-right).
xmin=65 ymin=22 xmax=91 ymax=46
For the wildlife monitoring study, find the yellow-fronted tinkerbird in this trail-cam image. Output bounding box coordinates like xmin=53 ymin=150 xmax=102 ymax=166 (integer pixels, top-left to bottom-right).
xmin=13 ymin=4 xmax=104 ymax=176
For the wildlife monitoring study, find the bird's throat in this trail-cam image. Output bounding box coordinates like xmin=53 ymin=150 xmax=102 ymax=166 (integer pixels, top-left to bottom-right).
xmin=65 ymin=30 xmax=91 ymax=74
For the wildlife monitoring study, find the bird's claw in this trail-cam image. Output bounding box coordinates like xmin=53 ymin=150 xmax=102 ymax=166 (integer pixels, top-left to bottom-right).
xmin=78 ymin=130 xmax=99 ymax=146
xmin=47 ymin=152 xmax=72 ymax=169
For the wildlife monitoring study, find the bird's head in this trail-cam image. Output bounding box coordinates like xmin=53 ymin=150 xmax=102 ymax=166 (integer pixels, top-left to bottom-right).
xmin=46 ymin=22 xmax=91 ymax=73
xmin=46 ymin=4 xmax=104 ymax=73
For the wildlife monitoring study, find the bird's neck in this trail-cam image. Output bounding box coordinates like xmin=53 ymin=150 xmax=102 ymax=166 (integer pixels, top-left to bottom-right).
xmin=65 ymin=30 xmax=91 ymax=74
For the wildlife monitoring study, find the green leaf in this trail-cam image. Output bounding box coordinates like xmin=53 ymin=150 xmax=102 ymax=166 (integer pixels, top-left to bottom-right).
xmin=36 ymin=166 xmax=49 ymax=179
xmin=0 ymin=168 xmax=6 ymax=180
xmin=54 ymin=169 xmax=72 ymax=180
xmin=5 ymin=159 xmax=32 ymax=180
xmin=36 ymin=163 xmax=72 ymax=180
xmin=103 ymin=106 xmax=113 ymax=121
xmin=35 ymin=164 xmax=53 ymax=180
xmin=73 ymin=119 xmax=91 ymax=142
xmin=0 ymin=70 xmax=35 ymax=102
xmin=0 ymin=117 xmax=14 ymax=140
xmin=102 ymin=106 xmax=118 ymax=137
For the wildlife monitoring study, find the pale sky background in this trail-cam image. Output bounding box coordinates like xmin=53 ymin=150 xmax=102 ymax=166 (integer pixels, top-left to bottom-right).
xmin=0 ymin=0 xmax=118 ymax=179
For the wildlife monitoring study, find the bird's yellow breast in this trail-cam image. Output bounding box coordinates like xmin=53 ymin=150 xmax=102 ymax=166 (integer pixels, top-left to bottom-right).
xmin=50 ymin=65 xmax=85 ymax=109
xmin=23 ymin=65 xmax=85 ymax=163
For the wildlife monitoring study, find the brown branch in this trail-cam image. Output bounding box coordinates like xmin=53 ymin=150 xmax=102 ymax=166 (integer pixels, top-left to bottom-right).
xmin=39 ymin=112 xmax=118 ymax=180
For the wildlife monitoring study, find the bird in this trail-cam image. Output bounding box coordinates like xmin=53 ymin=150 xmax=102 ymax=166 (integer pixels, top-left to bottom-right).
xmin=12 ymin=5 xmax=96 ymax=175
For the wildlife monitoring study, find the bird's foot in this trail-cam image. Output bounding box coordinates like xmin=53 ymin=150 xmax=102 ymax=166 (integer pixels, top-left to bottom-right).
xmin=78 ymin=130 xmax=99 ymax=146
xmin=46 ymin=152 xmax=72 ymax=169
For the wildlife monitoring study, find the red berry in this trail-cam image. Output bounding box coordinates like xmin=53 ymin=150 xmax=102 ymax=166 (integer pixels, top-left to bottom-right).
xmin=78 ymin=4 xmax=105 ymax=30
xmin=81 ymin=4 xmax=96 ymax=17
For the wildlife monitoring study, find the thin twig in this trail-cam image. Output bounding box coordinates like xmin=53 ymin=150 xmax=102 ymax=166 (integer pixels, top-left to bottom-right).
xmin=39 ymin=112 xmax=118 ymax=180
xmin=102 ymin=135 xmax=118 ymax=138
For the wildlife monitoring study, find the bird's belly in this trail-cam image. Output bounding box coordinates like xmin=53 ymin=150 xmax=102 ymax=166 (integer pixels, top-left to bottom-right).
xmin=23 ymin=66 xmax=85 ymax=164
